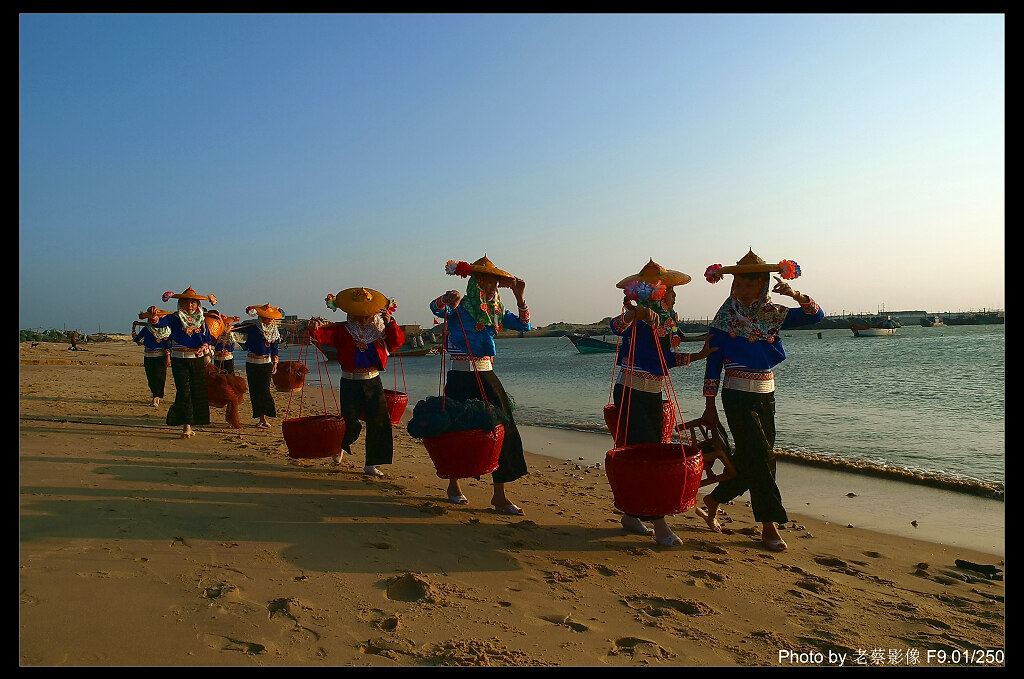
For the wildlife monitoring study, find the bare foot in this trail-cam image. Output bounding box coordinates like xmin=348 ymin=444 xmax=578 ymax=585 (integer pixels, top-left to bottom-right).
xmin=696 ymin=497 xmax=722 ymax=532
xmin=152 ymin=397 xmax=160 ymax=407
xmin=761 ymin=522 xmax=788 ymax=551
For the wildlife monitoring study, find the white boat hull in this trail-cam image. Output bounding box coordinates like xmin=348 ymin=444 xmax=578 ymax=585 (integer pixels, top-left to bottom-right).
xmin=852 ymin=327 xmax=897 ymax=337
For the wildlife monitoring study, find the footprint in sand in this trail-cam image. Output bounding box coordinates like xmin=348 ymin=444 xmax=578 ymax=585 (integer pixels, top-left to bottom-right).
xmin=372 ymin=613 xmax=401 ymax=632
xmin=684 ymin=539 xmax=728 ymax=555
xmin=540 ymin=613 xmax=589 ymax=632
xmin=201 ymin=582 xmax=239 ymax=599
xmin=609 ymin=637 xmax=675 ymax=660
xmin=625 ymin=595 xmax=716 ymax=617
xmin=794 ymin=576 xmax=835 ymax=594
xmin=215 ymin=636 xmax=265 ymax=655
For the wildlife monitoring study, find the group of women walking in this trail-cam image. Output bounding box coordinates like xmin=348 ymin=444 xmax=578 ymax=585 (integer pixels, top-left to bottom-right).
xmin=133 ymin=248 xmax=822 ymax=551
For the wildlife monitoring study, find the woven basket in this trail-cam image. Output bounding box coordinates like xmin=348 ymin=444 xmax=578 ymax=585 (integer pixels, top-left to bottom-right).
xmin=282 ymin=415 xmax=347 ymax=459
xmin=605 ymin=442 xmax=704 ymax=516
xmin=272 ymin=361 xmax=309 ymax=392
xmin=384 ymin=389 xmax=408 ymax=425
xmin=423 ymin=424 xmax=505 ymax=479
xmin=603 ymin=401 xmax=676 ymax=445
xmin=358 ymin=389 xmax=409 ymax=425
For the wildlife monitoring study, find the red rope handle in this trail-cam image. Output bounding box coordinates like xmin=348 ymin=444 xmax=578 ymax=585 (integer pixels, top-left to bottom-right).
xmin=607 ymin=310 xmax=623 ymax=406
xmin=285 ymin=324 xmax=341 ymax=419
xmin=654 ymin=327 xmax=690 ymax=446
xmin=618 ymin=319 xmax=639 ymax=447
xmin=452 ymin=306 xmax=493 ymax=410
xmin=439 ymin=315 xmax=448 ymax=407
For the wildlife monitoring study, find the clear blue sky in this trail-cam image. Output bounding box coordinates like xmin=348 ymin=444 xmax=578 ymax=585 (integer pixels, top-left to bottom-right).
xmin=20 ymin=13 xmax=1004 ymax=334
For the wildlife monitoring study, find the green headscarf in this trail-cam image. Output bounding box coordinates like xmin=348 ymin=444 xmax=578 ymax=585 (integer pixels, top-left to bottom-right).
xmin=462 ymin=276 xmax=505 ymax=330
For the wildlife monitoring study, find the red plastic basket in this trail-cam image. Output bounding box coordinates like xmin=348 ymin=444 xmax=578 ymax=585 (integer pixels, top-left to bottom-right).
xmin=604 ymin=442 xmax=704 ymax=516
xmin=423 ymin=424 xmax=505 ymax=479
xmin=603 ymin=401 xmax=676 ymax=445
xmin=282 ymin=415 xmax=347 ymax=459
xmin=273 ymin=361 xmax=309 ymax=392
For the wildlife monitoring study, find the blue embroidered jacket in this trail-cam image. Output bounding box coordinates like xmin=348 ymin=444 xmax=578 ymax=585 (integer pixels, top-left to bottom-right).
xmin=610 ymin=316 xmax=693 ymax=376
xmin=134 ymin=326 xmax=170 ymax=352
xmin=150 ymin=313 xmax=214 ymax=351
xmin=429 ymin=296 xmax=530 ymax=358
xmin=233 ymin=324 xmax=280 ymax=360
xmin=703 ymin=299 xmax=824 ymax=396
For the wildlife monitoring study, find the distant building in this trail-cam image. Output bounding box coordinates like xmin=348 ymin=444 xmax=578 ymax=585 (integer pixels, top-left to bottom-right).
xmin=888 ymin=310 xmax=928 ymax=324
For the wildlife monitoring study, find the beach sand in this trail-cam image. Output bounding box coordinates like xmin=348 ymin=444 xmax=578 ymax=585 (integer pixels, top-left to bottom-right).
xmin=20 ymin=341 xmax=1005 ymax=667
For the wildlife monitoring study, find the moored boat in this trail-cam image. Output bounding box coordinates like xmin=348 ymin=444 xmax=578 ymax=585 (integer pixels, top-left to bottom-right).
xmin=566 ymin=333 xmax=618 ymax=354
xmin=850 ymin=316 xmax=898 ymax=337
xmin=920 ymin=315 xmax=944 ymax=327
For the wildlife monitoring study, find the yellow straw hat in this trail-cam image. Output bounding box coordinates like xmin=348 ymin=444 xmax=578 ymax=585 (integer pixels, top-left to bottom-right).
xmin=138 ymin=306 xmax=175 ymax=320
xmin=204 ymin=310 xmax=241 ymax=340
xmin=245 ymin=303 xmax=284 ymax=321
xmin=161 ymin=286 xmax=217 ymax=305
xmin=325 ymin=287 xmax=387 ymax=316
xmin=445 ymin=255 xmax=516 ymax=283
xmin=704 ymin=249 xmax=801 ymax=283
xmin=616 ymin=258 xmax=691 ymax=289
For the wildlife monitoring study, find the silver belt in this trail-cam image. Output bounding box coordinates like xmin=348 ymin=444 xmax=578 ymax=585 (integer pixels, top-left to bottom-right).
xmin=342 ymin=370 xmax=379 ymax=380
xmin=170 ymin=349 xmax=203 ymax=359
xmin=246 ymin=354 xmax=272 ymax=364
xmin=723 ymin=369 xmax=775 ymax=393
xmin=615 ymin=369 xmax=664 ymax=394
xmin=450 ymin=358 xmax=494 ymax=372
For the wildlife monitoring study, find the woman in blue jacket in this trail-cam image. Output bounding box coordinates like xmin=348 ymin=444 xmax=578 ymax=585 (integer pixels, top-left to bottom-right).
xmin=131 ymin=308 xmax=171 ymax=406
xmin=610 ymin=259 xmax=716 ymax=546
xmin=698 ymin=250 xmax=824 ymax=551
xmin=430 ymin=256 xmax=531 ymax=514
xmin=146 ymin=287 xmax=218 ymax=439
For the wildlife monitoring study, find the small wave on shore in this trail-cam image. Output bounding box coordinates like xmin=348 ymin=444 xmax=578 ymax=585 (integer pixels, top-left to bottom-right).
xmin=774 ymin=449 xmax=1004 ymax=500
xmin=522 ymin=421 xmax=1004 ymax=501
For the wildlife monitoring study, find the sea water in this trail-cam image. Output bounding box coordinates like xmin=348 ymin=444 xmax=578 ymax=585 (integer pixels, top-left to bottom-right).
xmin=280 ymin=323 xmax=1004 ymax=490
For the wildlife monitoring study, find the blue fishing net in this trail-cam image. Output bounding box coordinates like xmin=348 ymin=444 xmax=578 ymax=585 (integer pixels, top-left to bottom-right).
xmin=406 ymin=396 xmax=510 ymax=439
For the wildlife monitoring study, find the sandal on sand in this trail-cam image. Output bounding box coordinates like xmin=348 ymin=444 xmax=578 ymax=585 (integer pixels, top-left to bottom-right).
xmin=656 ymin=533 xmax=683 ymax=547
xmin=363 ymin=466 xmax=385 ymax=478
xmin=621 ymin=515 xmax=655 ymax=536
xmin=447 ymin=494 xmax=469 ymax=505
xmin=492 ymin=503 xmax=524 ymax=516
xmin=695 ymin=507 xmax=723 ymax=533
xmin=762 ymin=537 xmax=788 ymax=552
xmin=332 ymin=452 xmax=344 ymax=465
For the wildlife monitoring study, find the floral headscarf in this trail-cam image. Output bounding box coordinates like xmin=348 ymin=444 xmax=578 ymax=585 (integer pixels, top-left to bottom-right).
xmin=146 ymin=321 xmax=171 ymax=341
xmin=462 ymin=276 xmax=504 ymax=332
xmin=709 ymin=276 xmax=790 ymax=343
